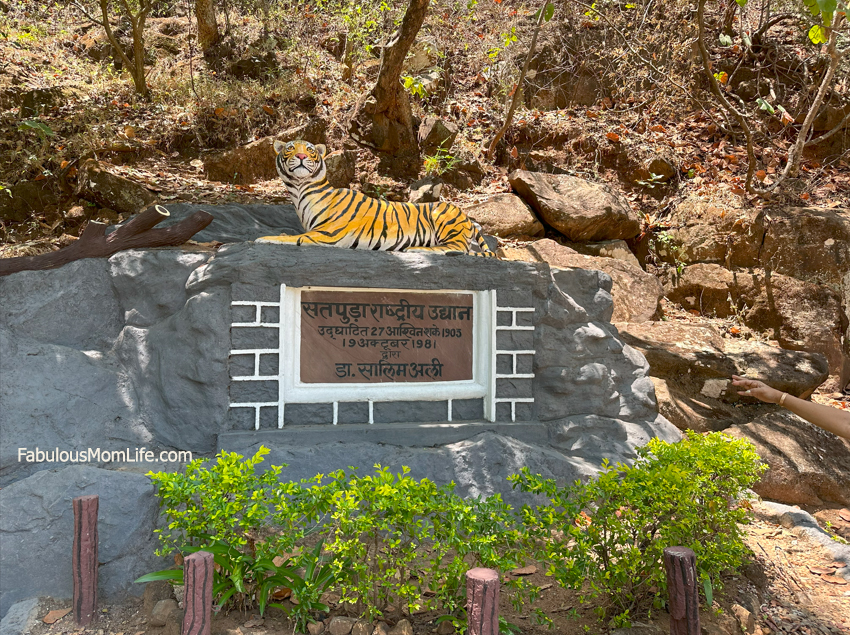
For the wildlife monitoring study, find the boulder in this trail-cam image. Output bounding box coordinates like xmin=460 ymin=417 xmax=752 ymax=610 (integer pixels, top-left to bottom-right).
xmin=0 ymin=598 xmax=39 ymax=633
xmin=0 ymin=466 xmax=162 ymax=617
xmin=465 ymin=194 xmax=544 ymax=238
xmin=760 ymin=206 xmax=850 ymax=287
xmin=442 ymin=159 xmax=485 ymax=191
xmin=563 ymin=238 xmax=641 ymax=269
xmin=502 ymin=239 xmax=662 ymax=323
xmin=616 ymin=321 xmax=829 ymax=401
xmin=615 ymin=321 xmax=829 ymax=431
xmin=324 ymin=150 xmax=356 ymax=189
xmin=75 ymin=159 xmax=158 ymax=215
xmin=409 ymin=176 xmax=442 ymax=204
xmin=649 ymin=376 xmax=748 ymax=432
xmin=328 ymin=617 xmax=357 ymax=635
xmin=418 ymin=117 xmax=458 ymax=154
xmin=509 ymin=170 xmax=640 ymax=241
xmin=388 ymin=620 xmax=413 ymax=635
xmin=0 ymin=180 xmax=59 ymax=223
xmin=149 ymin=599 xmax=179 ymax=627
xmin=404 ymin=38 xmax=439 ymax=74
xmin=665 ymin=264 xmax=847 ymax=380
xmin=203 ymin=119 xmax=328 ymax=185
xmin=651 ymin=196 xmax=765 ymax=267
xmin=727 ymin=411 xmax=850 ymax=507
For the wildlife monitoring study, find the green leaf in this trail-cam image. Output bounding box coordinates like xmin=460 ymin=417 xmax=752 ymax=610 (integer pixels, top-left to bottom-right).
xmin=703 ymin=575 xmax=714 ymax=606
xmin=735 ymin=0 xmax=747 ymax=6
xmin=803 ymin=0 xmax=821 ymax=16
xmin=719 ymin=34 xmax=733 ymax=46
xmin=134 ymin=569 xmax=184 ymax=584
xmin=756 ymin=98 xmax=775 ymax=114
xmin=543 ymin=2 xmax=555 ymax=21
xmin=17 ymin=120 xmax=54 ymax=136
xmin=808 ymin=24 xmax=827 ymax=44
xmin=818 ymin=0 xmax=837 ymax=15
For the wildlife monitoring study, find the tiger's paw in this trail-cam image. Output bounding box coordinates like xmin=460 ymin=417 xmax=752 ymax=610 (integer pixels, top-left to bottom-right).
xmin=256 ymin=235 xmax=297 ymax=244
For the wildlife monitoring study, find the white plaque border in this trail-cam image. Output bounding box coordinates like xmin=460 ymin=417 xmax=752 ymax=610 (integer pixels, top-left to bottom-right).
xmin=280 ymin=286 xmax=495 ymax=415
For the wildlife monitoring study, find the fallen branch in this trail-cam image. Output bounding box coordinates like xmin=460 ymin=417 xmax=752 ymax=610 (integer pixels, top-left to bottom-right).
xmin=0 ymin=205 xmax=213 ymax=277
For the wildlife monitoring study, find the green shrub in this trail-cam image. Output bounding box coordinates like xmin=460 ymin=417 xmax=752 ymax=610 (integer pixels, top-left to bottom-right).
xmin=317 ymin=465 xmax=534 ymax=622
xmin=510 ymin=432 xmax=767 ymax=627
xmin=141 ymin=447 xmax=340 ymax=622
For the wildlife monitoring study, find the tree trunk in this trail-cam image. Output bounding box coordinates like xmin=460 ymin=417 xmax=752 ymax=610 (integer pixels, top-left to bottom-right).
xmin=196 ymin=0 xmax=220 ymax=52
xmin=349 ymin=0 xmax=430 ymax=175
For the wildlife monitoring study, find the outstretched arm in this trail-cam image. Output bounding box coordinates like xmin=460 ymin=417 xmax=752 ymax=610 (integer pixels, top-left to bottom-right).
xmin=731 ymin=375 xmax=850 ymax=440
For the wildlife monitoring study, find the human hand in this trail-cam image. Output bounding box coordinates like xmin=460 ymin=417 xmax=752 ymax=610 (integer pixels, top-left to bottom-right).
xmin=731 ymin=375 xmax=784 ymax=404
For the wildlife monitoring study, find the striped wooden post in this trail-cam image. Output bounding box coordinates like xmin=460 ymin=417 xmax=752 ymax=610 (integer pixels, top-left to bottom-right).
xmin=182 ymin=551 xmax=214 ymax=635
xmin=72 ymin=495 xmax=99 ymax=626
xmin=664 ymin=546 xmax=700 ymax=635
xmin=466 ymin=568 xmax=499 ymax=635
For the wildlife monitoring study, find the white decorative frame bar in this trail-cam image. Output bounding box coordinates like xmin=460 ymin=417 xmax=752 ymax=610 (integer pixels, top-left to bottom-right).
xmin=492 ymin=306 xmax=536 ymax=422
xmin=229 ymin=286 xmax=535 ymax=429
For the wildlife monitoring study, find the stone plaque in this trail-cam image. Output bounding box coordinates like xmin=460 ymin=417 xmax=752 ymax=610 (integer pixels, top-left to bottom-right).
xmin=300 ymin=290 xmax=474 ymax=383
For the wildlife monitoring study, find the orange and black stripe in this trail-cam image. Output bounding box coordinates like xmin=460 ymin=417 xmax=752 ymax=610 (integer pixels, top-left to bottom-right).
xmin=256 ymin=140 xmax=496 ymax=257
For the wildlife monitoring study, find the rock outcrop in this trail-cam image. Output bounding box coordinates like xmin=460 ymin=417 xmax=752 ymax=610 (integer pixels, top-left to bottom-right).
xmin=727 ymin=412 xmax=850 ymax=507
xmin=465 ymin=193 xmax=544 ymax=238
xmin=509 ymin=170 xmax=640 ymax=241
xmin=0 ymin=466 xmax=162 ymax=617
xmin=75 ymin=159 xmax=158 ymax=216
xmin=615 ymin=321 xmax=829 ymax=431
xmin=203 ymin=119 xmax=327 ymax=185
xmin=656 ymin=197 xmax=850 ymax=389
xmin=503 ymin=239 xmax=663 ymax=323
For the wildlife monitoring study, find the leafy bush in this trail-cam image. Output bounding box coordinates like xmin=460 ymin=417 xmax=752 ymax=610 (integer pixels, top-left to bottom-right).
xmin=141 ymin=447 xmax=340 ymax=622
xmin=510 ymin=432 xmax=767 ymax=627
xmin=140 ymin=434 xmax=766 ymax=630
xmin=316 ymin=465 xmax=534 ymax=622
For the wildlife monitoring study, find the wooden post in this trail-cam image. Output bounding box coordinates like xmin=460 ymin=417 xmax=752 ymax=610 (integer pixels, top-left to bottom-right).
xmin=182 ymin=551 xmax=214 ymax=635
xmin=663 ymin=546 xmax=700 ymax=635
xmin=466 ymin=568 xmax=499 ymax=635
xmin=72 ymin=495 xmax=99 ymax=626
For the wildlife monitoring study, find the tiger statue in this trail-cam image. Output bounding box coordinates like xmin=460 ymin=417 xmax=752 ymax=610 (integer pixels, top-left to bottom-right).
xmin=256 ymin=140 xmax=496 ymax=257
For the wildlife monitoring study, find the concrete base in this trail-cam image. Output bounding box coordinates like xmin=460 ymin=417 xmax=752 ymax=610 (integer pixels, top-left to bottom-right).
xmin=218 ymin=420 xmax=548 ymax=451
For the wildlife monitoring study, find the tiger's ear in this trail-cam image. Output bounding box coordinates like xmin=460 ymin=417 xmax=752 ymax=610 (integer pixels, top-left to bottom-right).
xmin=314 ymin=144 xmax=327 ymax=158
xmin=273 ymin=140 xmax=286 ymax=154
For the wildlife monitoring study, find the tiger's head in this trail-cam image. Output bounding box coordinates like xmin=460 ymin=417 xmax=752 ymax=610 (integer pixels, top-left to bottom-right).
xmin=273 ymin=139 xmax=327 ymax=184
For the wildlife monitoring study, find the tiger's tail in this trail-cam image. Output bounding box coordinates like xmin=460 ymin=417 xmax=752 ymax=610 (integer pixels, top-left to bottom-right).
xmin=471 ymin=221 xmax=498 ymax=258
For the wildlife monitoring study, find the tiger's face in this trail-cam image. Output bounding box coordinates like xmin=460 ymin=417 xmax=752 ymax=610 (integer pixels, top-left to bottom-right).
xmin=273 ymin=140 xmax=327 ymax=182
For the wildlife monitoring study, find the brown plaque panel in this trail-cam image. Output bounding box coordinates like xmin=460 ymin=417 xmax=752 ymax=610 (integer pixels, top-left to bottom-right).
xmin=300 ymin=290 xmax=474 ymax=383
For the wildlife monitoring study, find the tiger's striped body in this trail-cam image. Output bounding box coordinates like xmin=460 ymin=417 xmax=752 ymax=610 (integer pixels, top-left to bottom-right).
xmin=256 ymin=140 xmax=496 ymax=257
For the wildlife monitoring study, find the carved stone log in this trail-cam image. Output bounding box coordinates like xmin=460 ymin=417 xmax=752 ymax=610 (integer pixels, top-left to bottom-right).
xmin=0 ymin=205 xmax=213 ymax=277
xmin=73 ymin=494 xmax=99 ymax=626
xmin=466 ymin=567 xmax=499 ymax=635
xmin=182 ymin=551 xmax=214 ymax=635
xmin=664 ymin=546 xmax=700 ymax=635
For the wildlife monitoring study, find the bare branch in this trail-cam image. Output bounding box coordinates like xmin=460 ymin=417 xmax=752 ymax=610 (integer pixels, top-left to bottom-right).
xmin=486 ymin=2 xmax=548 ymax=160
xmin=98 ymin=0 xmax=135 ymax=75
